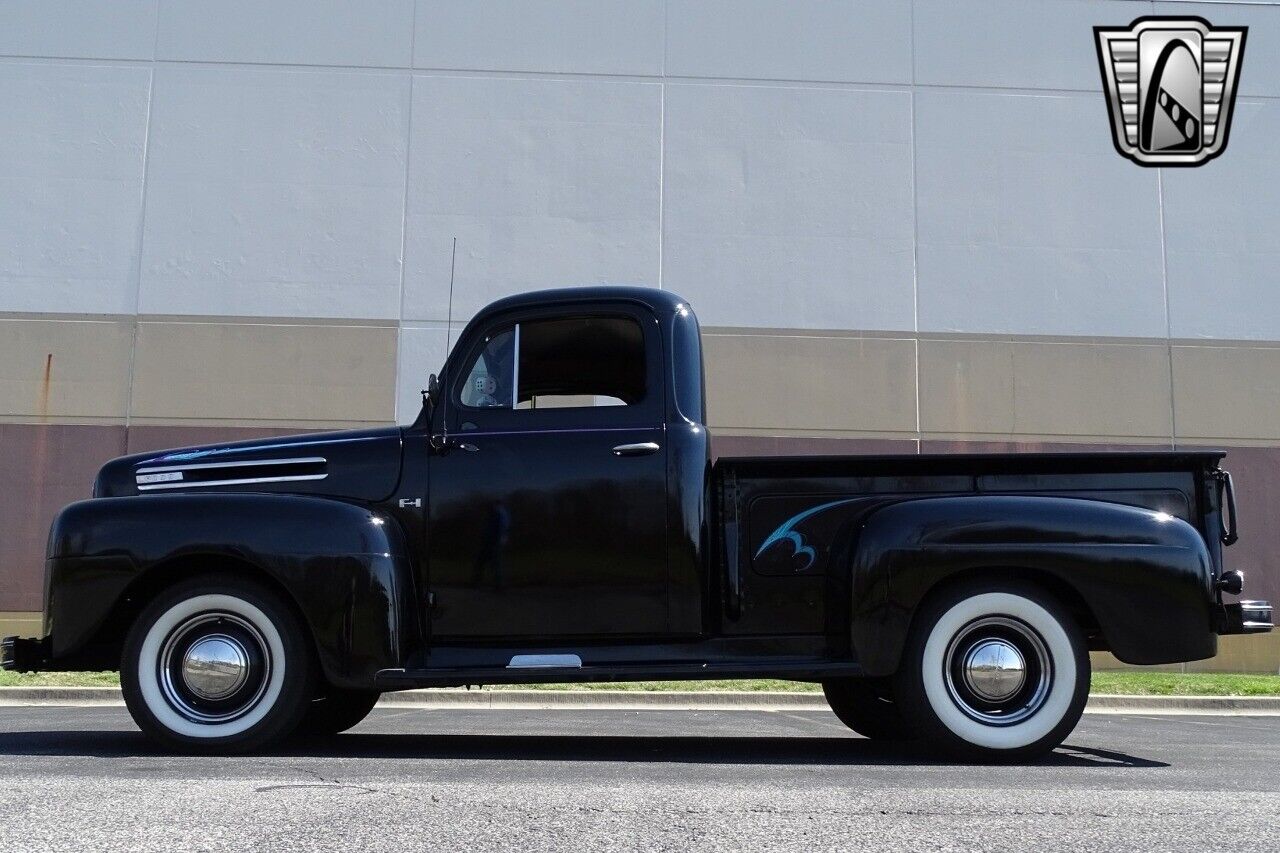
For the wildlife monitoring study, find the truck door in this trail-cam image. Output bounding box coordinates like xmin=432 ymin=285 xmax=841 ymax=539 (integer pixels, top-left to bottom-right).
xmin=426 ymin=304 xmax=668 ymax=640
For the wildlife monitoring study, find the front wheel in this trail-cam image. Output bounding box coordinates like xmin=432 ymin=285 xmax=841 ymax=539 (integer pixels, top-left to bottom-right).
xmin=894 ymin=580 xmax=1089 ymax=762
xmin=121 ymin=575 xmax=316 ymax=754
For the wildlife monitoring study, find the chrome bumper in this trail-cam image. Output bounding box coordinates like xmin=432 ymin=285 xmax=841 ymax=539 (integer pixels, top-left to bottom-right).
xmin=1218 ymin=601 xmax=1273 ymax=635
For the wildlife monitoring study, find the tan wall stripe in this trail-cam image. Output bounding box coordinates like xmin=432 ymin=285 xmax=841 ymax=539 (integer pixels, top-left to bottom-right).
xmin=0 ymin=612 xmax=43 ymax=640
xmin=1 ymin=313 xmax=1278 ymax=443
xmin=1172 ymin=345 xmax=1280 ymax=443
xmin=917 ymin=338 xmax=1174 ymax=441
xmin=701 ymin=326 xmax=1280 ymax=445
xmin=129 ymin=321 xmax=398 ymax=424
xmin=0 ymin=318 xmax=133 ymax=421
xmin=1094 ymin=633 xmax=1280 ymax=675
xmin=704 ymin=332 xmax=917 ymax=435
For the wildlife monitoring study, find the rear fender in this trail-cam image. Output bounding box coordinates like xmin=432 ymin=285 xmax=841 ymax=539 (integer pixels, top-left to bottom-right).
xmin=850 ymin=495 xmax=1215 ymax=676
xmin=46 ymin=494 xmax=415 ymax=688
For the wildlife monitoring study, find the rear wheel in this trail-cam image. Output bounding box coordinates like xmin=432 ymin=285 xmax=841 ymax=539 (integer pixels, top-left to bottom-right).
xmin=894 ymin=580 xmax=1089 ymax=762
xmin=121 ymin=574 xmax=315 ymax=754
xmin=821 ymin=677 xmax=914 ymax=740
xmin=296 ymin=688 xmax=381 ymax=736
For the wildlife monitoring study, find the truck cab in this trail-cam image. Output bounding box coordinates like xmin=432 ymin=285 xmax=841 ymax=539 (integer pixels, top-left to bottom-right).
xmin=3 ymin=286 xmax=1271 ymax=760
xmin=417 ymin=288 xmax=708 ymax=642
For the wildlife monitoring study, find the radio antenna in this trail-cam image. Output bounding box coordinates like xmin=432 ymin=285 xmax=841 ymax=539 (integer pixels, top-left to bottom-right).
xmin=442 ymin=237 xmax=458 ymax=446
xmin=431 ymin=237 xmax=458 ymax=451
xmin=445 ymin=236 xmax=457 ymax=354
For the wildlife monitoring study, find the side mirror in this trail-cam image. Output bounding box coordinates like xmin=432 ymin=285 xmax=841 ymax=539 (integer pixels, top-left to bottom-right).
xmin=422 ymin=373 xmax=441 ymax=411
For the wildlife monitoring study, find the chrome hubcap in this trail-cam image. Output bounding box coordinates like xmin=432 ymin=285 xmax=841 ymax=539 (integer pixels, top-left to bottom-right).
xmin=158 ymin=612 xmax=271 ymax=724
xmin=962 ymin=639 xmax=1026 ymax=701
xmin=944 ymin=616 xmax=1052 ymax=726
xmin=181 ymin=636 xmax=250 ymax=700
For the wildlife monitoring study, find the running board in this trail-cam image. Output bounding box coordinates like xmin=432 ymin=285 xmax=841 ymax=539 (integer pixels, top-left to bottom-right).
xmin=374 ymin=659 xmax=863 ymax=689
xmin=507 ymin=654 xmax=583 ymax=669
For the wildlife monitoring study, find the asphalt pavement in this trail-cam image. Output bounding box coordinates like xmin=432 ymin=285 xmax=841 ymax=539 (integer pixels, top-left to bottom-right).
xmin=0 ymin=705 xmax=1276 ymax=851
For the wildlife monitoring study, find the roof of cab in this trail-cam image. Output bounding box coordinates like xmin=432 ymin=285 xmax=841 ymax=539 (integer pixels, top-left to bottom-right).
xmin=474 ymin=286 xmax=691 ymax=321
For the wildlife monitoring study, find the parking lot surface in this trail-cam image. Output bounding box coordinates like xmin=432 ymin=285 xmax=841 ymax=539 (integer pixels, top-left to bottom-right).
xmin=1 ymin=706 xmax=1276 ymax=851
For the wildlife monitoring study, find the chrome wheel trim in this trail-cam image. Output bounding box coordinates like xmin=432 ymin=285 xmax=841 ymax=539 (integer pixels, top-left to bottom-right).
xmin=158 ymin=612 xmax=271 ymax=725
xmin=943 ymin=616 xmax=1052 ymax=727
xmin=181 ymin=635 xmax=250 ymax=700
xmin=962 ymin=638 xmax=1026 ymax=701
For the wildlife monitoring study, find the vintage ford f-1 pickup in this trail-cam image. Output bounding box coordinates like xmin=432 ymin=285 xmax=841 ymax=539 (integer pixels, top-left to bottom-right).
xmin=3 ymin=287 xmax=1272 ymax=759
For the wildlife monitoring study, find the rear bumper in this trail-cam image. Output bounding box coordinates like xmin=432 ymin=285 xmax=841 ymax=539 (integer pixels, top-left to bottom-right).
xmin=1216 ymin=601 xmax=1273 ymax=635
xmin=0 ymin=636 xmax=49 ymax=672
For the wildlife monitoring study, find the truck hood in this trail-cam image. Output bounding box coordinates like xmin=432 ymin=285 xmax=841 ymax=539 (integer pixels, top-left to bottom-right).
xmin=94 ymin=427 xmax=404 ymax=503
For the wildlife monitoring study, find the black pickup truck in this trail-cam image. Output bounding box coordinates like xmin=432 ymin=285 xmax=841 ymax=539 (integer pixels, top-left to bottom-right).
xmin=4 ymin=287 xmax=1271 ymax=759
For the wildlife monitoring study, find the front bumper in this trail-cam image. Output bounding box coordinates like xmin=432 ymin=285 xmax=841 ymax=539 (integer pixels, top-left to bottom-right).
xmin=0 ymin=636 xmax=49 ymax=672
xmin=1216 ymin=600 xmax=1273 ymax=635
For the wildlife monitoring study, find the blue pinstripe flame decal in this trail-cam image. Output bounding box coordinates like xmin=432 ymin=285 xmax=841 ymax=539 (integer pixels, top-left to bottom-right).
xmin=753 ymin=498 xmax=859 ymax=572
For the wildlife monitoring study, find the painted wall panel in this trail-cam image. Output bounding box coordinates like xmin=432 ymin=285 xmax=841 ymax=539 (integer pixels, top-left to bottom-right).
xmin=395 ymin=322 xmax=455 ymax=424
xmin=662 ymin=83 xmax=915 ymax=331
xmin=914 ymin=0 xmax=1125 ymax=91
xmin=0 ymin=0 xmax=157 ymax=60
xmin=156 ymin=0 xmax=415 ymax=68
xmin=1163 ymin=99 xmax=1280 ymax=341
xmin=915 ymin=89 xmax=1166 ymax=337
xmin=415 ymin=0 xmax=663 ymax=76
xmin=0 ymin=0 xmax=1276 ymax=668
xmin=402 ymin=75 xmax=661 ymax=322
xmin=0 ymin=62 xmax=150 ymax=314
xmin=139 ymin=66 xmax=409 ymax=319
xmin=665 ymin=0 xmax=912 ymax=84
xmin=1154 ymin=2 xmax=1280 ymax=98
xmin=0 ymin=424 xmax=126 ymax=611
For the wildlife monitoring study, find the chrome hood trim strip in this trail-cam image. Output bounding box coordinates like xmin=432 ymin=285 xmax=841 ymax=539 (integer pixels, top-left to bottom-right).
xmin=136 ymin=456 xmax=326 ymax=475
xmin=135 ymin=456 xmax=328 ymax=491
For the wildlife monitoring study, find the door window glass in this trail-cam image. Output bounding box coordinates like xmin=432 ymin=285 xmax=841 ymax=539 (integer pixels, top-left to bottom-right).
xmin=460 ymin=328 xmax=514 ymax=408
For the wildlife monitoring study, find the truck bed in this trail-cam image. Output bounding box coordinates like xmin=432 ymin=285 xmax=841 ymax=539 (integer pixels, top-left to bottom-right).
xmin=714 ymin=449 xmax=1228 ymax=641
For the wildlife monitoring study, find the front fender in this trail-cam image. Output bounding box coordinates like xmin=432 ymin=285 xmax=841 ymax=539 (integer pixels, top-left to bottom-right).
xmin=850 ymin=495 xmax=1216 ymax=676
xmin=46 ymin=493 xmax=415 ymax=688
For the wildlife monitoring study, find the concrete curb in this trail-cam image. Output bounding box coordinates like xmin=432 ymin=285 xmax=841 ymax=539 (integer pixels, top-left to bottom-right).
xmin=0 ymin=686 xmax=125 ymax=706
xmin=0 ymin=686 xmax=1278 ymax=714
xmin=1084 ymin=693 xmax=1280 ymax=715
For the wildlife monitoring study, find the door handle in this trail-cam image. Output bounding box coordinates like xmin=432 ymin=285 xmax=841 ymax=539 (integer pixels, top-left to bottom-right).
xmin=430 ymin=435 xmax=478 ymax=454
xmin=612 ymin=442 xmax=660 ymax=457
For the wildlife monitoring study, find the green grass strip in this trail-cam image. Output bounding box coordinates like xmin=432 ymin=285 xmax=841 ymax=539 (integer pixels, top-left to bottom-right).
xmin=2 ymin=670 xmax=1278 ymax=695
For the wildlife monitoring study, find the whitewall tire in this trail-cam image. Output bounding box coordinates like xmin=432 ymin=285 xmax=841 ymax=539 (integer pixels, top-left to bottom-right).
xmin=895 ymin=581 xmax=1089 ymax=761
xmin=121 ymin=575 xmax=315 ymax=754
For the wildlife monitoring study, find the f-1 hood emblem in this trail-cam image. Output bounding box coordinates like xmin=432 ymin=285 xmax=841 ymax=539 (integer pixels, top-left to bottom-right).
xmin=1094 ymin=16 xmax=1247 ymax=167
